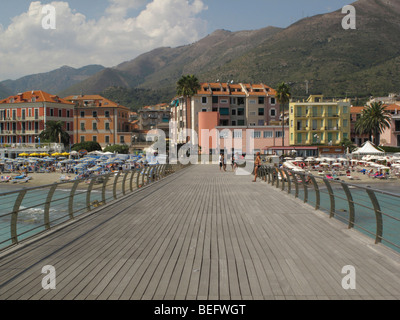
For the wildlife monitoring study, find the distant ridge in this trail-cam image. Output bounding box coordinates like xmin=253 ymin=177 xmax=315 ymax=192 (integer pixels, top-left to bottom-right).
xmin=0 ymin=65 xmax=105 ymax=97
xmin=3 ymin=0 xmax=400 ymax=106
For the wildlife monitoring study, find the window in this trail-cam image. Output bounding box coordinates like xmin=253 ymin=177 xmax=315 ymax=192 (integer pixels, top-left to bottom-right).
xmin=275 ymin=131 xmax=283 ymax=138
xmin=212 ymin=96 xmax=218 ymax=104
xmin=80 ymin=123 xmax=85 ymax=131
xmin=67 ymin=110 xmax=70 ymax=118
xmin=238 ymin=120 xmax=245 ymax=126
xmin=343 ymin=119 xmax=348 ymax=127
xmin=230 ymin=98 xmax=237 ymax=105
xmin=250 ymin=111 xmax=256 ymax=116
xmin=232 ymin=120 xmax=236 ymax=126
xmin=105 ymin=122 xmax=110 ymax=130
xmin=258 ymin=108 xmax=264 ymax=116
xmin=202 ymin=97 xmax=207 ymax=104
xmin=219 ymin=108 xmax=229 ymax=116
xmin=270 ymin=109 xmax=276 ymax=117
xmin=105 ymin=136 xmax=110 ymax=144
xmin=58 ymin=109 xmax=62 ymax=117
xmin=258 ymin=97 xmax=265 ymax=104
xmin=233 ymin=130 xmax=242 ymax=138
xmin=238 ymin=97 xmax=245 ymax=105
xmin=252 ymin=131 xmax=261 ymax=138
xmin=258 ymin=120 xmax=264 ymax=126
xmin=297 ymin=133 xmax=302 ymax=143
xmin=105 ymin=111 xmax=110 ymax=117
xmin=271 ymin=97 xmax=276 ymax=105
xmin=93 ymin=111 xmax=98 ymax=118
xmin=263 ymin=131 xmax=273 ymax=138
xmin=92 ymin=122 xmax=97 ymax=130
xmin=50 ymin=109 xmax=54 ymax=116
xmin=238 ymin=108 xmax=245 ymax=116
xmin=231 ymin=109 xmax=236 ymax=116
xmin=80 ymin=111 xmax=85 ymax=118
xmin=220 ymin=99 xmax=228 ymax=104
xmin=120 ymin=136 xmax=125 ymax=143
xmin=249 ymin=100 xmax=256 ymax=104
xmin=202 ymin=108 xmax=207 ymax=112
xmin=92 ymin=136 xmax=97 ymax=142
xmin=66 ymin=123 xmax=70 ymax=131
xmin=80 ymin=136 xmax=85 ymax=143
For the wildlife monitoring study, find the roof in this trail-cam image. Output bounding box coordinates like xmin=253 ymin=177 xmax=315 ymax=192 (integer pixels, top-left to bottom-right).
xmin=352 ymin=141 xmax=384 ymax=155
xmin=0 ymin=90 xmax=74 ymax=105
xmin=63 ymin=94 xmax=129 ymax=110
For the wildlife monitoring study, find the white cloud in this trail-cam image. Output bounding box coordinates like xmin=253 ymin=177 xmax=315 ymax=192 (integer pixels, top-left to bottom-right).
xmin=0 ymin=0 xmax=208 ymax=81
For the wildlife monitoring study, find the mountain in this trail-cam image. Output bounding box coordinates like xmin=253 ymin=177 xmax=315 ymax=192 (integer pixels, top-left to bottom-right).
xmin=58 ymin=26 xmax=282 ymax=97
xmin=204 ymin=0 xmax=400 ymax=98
xmin=0 ymin=83 xmax=12 ymax=100
xmin=6 ymin=0 xmax=400 ymax=106
xmin=0 ymin=65 xmax=105 ymax=96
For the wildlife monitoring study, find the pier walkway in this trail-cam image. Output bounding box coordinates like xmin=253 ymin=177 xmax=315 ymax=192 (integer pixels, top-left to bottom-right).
xmin=0 ymin=164 xmax=399 ymax=300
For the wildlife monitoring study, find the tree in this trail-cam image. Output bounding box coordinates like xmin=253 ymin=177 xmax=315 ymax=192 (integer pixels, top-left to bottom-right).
xmin=103 ymin=144 xmax=129 ymax=154
xmin=176 ymin=74 xmax=201 ymax=98
xmin=355 ymin=102 xmax=391 ymax=146
xmin=275 ymin=82 xmax=291 ymax=148
xmin=176 ymin=74 xmax=201 ymax=144
xmin=39 ymin=120 xmax=70 ymax=146
xmin=71 ymin=141 xmax=102 ymax=153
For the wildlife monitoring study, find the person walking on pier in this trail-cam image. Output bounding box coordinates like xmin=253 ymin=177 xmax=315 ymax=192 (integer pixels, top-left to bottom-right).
xmin=253 ymin=152 xmax=261 ymax=182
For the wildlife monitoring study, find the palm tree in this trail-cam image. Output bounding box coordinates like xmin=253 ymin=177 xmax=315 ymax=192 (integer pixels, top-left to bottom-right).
xmin=176 ymin=75 xmax=201 ymax=143
xmin=39 ymin=120 xmax=70 ymax=146
xmin=275 ymin=82 xmax=291 ymax=147
xmin=355 ymin=102 xmax=391 ymax=146
xmin=176 ymin=74 xmax=200 ymax=98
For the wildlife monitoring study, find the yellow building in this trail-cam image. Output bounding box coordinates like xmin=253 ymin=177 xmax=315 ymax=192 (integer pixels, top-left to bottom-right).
xmin=289 ymin=95 xmax=351 ymax=146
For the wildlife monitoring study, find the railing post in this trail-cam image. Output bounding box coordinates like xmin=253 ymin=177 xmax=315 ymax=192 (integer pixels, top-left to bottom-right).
xmin=69 ymin=179 xmax=80 ymax=219
xmin=275 ymin=169 xmax=279 ymax=188
xmin=309 ymin=175 xmax=320 ymax=210
xmin=44 ymin=183 xmax=58 ymax=230
xmin=300 ymin=173 xmax=308 ymax=203
xmin=86 ymin=178 xmax=96 ymax=212
xmin=292 ymin=172 xmax=299 ymax=198
xmin=113 ymin=172 xmax=121 ymax=199
xmin=366 ymin=189 xmax=383 ymax=244
xmin=137 ymin=168 xmax=143 ymax=188
xmin=129 ymin=170 xmax=136 ymax=192
xmin=323 ymin=178 xmax=335 ymax=218
xmin=142 ymin=166 xmax=148 ymax=186
xmin=11 ymin=189 xmax=27 ymax=245
xmin=279 ymin=169 xmax=286 ymax=191
xmin=122 ymin=171 xmax=130 ymax=195
xmin=341 ymin=182 xmax=355 ymax=229
xmin=283 ymin=168 xmax=291 ymax=194
xmin=102 ymin=173 xmax=112 ymax=204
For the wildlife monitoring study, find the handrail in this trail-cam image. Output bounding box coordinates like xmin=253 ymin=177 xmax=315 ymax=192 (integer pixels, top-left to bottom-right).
xmin=258 ymin=165 xmax=400 ymax=253
xmin=0 ymin=163 xmax=189 ymax=252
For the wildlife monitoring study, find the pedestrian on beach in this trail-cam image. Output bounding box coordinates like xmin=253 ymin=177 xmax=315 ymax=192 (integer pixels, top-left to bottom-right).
xmin=253 ymin=152 xmax=261 ymax=182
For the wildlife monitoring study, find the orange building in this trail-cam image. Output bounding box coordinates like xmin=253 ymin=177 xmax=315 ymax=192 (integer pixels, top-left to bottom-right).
xmin=0 ymin=90 xmax=74 ymax=145
xmin=64 ymin=95 xmax=133 ymax=148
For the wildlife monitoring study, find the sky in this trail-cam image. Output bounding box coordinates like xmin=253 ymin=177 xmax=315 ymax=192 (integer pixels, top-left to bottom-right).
xmin=0 ymin=0 xmax=354 ymax=81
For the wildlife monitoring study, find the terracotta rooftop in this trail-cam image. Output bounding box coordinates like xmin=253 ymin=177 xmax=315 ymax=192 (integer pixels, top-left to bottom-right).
xmin=0 ymin=90 xmax=73 ymax=105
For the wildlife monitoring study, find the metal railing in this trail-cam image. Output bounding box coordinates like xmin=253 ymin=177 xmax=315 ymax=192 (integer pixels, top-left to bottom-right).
xmin=257 ymin=165 xmax=400 ymax=253
xmin=0 ymin=163 xmax=188 ymax=252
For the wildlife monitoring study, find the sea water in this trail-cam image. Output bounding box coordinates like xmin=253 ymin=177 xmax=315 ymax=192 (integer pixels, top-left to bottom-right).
xmin=0 ymin=184 xmax=112 ymax=250
xmin=293 ymin=182 xmax=400 ymax=253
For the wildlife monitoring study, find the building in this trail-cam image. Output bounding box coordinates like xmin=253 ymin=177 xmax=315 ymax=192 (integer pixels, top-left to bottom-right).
xmin=351 ymin=104 xmax=400 ymax=147
xmin=0 ymin=90 xmax=74 ymax=145
xmin=64 ymin=95 xmax=133 ymax=148
xmin=137 ymin=103 xmax=171 ymax=131
xmin=170 ymin=82 xmax=281 ymax=150
xmin=289 ymin=95 xmax=351 ymax=147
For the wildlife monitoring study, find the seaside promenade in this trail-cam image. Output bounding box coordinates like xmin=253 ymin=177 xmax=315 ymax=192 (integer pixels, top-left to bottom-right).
xmin=0 ymin=164 xmax=399 ymax=300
